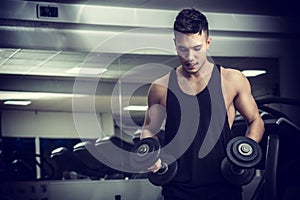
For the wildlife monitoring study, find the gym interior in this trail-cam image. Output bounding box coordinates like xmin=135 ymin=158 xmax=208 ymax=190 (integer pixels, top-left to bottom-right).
xmin=0 ymin=0 xmax=299 ymax=200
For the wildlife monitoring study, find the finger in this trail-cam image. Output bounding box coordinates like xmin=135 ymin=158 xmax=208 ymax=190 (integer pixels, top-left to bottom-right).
xmin=148 ymin=159 xmax=162 ymax=172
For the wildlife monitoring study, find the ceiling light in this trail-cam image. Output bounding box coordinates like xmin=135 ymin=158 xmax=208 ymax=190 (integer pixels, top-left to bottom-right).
xmin=4 ymin=100 xmax=31 ymax=106
xmin=123 ymin=105 xmax=148 ymax=111
xmin=0 ymin=91 xmax=86 ymax=100
xmin=242 ymin=70 xmax=266 ymax=77
xmin=66 ymin=67 xmax=107 ymax=75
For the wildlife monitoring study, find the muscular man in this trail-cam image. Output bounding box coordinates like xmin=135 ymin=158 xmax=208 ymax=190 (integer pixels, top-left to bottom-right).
xmin=141 ymin=8 xmax=265 ymax=200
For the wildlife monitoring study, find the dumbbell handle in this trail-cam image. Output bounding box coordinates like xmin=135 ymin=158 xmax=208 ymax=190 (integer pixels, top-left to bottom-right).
xmin=230 ymin=164 xmax=246 ymax=175
xmin=221 ymin=157 xmax=256 ymax=186
xmin=148 ymin=155 xmax=178 ymax=186
xmin=156 ymin=162 xmax=168 ymax=175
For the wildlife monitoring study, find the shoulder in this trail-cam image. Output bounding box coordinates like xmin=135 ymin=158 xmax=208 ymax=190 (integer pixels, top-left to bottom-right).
xmin=220 ymin=66 xmax=249 ymax=85
xmin=147 ymin=72 xmax=170 ymax=103
xmin=219 ymin=66 xmax=251 ymax=97
xmin=150 ymin=72 xmax=170 ymax=92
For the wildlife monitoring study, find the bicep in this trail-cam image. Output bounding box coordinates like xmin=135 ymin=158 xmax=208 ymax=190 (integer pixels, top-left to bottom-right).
xmin=234 ymin=75 xmax=260 ymax=123
xmin=144 ymin=83 xmax=162 ymax=124
xmin=142 ymin=84 xmax=166 ymax=138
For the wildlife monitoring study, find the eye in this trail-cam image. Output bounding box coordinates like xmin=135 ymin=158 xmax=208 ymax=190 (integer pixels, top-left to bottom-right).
xmin=193 ymin=47 xmax=202 ymax=51
xmin=177 ymin=47 xmax=188 ymax=52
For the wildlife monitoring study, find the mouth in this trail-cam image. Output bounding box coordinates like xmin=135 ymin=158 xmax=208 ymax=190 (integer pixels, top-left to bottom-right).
xmin=184 ymin=62 xmax=197 ymax=69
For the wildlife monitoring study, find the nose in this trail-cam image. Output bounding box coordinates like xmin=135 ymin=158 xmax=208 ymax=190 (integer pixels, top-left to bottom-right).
xmin=186 ymin=49 xmax=194 ymax=62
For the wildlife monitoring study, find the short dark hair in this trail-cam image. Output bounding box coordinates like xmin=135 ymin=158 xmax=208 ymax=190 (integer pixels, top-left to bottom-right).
xmin=173 ymin=8 xmax=209 ymax=37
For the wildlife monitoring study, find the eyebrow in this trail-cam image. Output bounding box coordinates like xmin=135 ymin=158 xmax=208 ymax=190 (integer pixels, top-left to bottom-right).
xmin=193 ymin=45 xmax=202 ymax=48
xmin=177 ymin=45 xmax=203 ymax=49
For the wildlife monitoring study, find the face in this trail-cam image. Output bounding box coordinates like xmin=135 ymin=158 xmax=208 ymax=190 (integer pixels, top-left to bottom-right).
xmin=174 ymin=31 xmax=211 ymax=74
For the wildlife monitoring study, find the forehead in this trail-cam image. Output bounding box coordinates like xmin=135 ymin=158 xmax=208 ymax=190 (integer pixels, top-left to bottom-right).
xmin=174 ymin=32 xmax=207 ymax=46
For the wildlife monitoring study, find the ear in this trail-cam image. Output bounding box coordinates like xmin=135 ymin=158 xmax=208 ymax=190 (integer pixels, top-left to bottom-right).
xmin=206 ymin=36 xmax=212 ymax=49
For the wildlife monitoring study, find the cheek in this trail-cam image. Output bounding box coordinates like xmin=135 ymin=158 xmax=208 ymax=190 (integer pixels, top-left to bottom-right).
xmin=198 ymin=49 xmax=208 ymax=57
xmin=177 ymin=51 xmax=187 ymax=59
xmin=194 ymin=51 xmax=204 ymax=59
xmin=178 ymin=56 xmax=186 ymax=63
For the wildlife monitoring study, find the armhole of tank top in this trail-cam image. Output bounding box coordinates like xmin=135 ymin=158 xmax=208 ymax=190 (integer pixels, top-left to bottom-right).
xmin=166 ymin=69 xmax=175 ymax=113
xmin=215 ymin=64 xmax=232 ymax=133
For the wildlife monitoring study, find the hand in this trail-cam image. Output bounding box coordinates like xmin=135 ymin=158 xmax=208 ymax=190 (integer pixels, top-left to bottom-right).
xmin=147 ymin=158 xmax=162 ymax=173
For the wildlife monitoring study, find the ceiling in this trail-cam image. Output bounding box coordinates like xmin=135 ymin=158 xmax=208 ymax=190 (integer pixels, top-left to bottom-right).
xmin=24 ymin=0 xmax=297 ymax=17
xmin=0 ymin=0 xmax=292 ymax=125
xmin=0 ymin=48 xmax=279 ymax=113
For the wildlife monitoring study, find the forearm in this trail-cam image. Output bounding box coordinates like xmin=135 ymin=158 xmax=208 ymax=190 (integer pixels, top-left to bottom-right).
xmin=141 ymin=128 xmax=158 ymax=139
xmin=140 ymin=104 xmax=166 ymax=140
xmin=245 ymin=117 xmax=265 ymax=143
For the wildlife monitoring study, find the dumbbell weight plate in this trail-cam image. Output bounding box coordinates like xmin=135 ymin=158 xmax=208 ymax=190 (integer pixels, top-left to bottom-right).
xmin=148 ymin=154 xmax=178 ymax=186
xmin=221 ymin=158 xmax=255 ymax=186
xmin=227 ymin=136 xmax=262 ymax=168
xmin=129 ymin=138 xmax=161 ymax=171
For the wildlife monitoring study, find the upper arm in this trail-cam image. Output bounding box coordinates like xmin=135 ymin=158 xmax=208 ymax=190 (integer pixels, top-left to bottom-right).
xmin=231 ymin=70 xmax=265 ymax=141
xmin=232 ymin=71 xmax=260 ymax=123
xmin=141 ymin=77 xmax=168 ymax=138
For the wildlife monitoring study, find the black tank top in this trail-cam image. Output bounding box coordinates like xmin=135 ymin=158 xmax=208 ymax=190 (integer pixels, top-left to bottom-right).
xmin=162 ymin=64 xmax=242 ymax=199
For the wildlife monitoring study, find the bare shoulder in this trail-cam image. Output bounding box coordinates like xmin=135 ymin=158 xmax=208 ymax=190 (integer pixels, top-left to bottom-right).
xmin=221 ymin=67 xmax=249 ymax=87
xmin=151 ymin=73 xmax=170 ymax=92
xmin=221 ymin=67 xmax=245 ymax=81
xmin=147 ymin=72 xmax=170 ymax=106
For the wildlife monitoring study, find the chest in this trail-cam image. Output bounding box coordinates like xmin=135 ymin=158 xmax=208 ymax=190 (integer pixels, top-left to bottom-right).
xmin=176 ymin=75 xmax=208 ymax=96
xmin=162 ymin=74 xmax=237 ymax=127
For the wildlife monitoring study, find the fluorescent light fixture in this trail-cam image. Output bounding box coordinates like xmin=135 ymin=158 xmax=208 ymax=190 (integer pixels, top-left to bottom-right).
xmin=4 ymin=100 xmax=31 ymax=106
xmin=0 ymin=91 xmax=86 ymax=100
xmin=123 ymin=105 xmax=148 ymax=111
xmin=242 ymin=70 xmax=266 ymax=77
xmin=66 ymin=67 xmax=107 ymax=75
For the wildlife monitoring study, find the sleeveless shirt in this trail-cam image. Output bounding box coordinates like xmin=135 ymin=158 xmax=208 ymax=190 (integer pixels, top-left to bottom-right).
xmin=162 ymin=64 xmax=242 ymax=199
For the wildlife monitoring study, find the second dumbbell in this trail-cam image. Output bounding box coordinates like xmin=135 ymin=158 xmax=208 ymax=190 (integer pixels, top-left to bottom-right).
xmin=130 ymin=137 xmax=177 ymax=186
xmin=221 ymin=136 xmax=262 ymax=186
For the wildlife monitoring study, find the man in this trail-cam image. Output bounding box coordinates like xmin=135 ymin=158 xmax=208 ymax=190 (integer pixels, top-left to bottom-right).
xmin=141 ymin=8 xmax=265 ymax=200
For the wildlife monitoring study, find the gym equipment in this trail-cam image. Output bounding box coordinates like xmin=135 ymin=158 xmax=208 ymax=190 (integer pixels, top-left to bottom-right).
xmin=73 ymin=141 xmax=108 ymax=179
xmin=147 ymin=154 xmax=178 ymax=186
xmin=95 ymin=136 xmax=133 ymax=167
xmin=221 ymin=136 xmax=262 ymax=186
xmin=132 ymin=129 xmax=165 ymax=147
xmin=130 ymin=137 xmax=177 ymax=186
xmin=132 ymin=129 xmax=143 ymax=144
xmin=130 ymin=138 xmax=161 ymax=171
xmin=50 ymin=146 xmax=105 ymax=180
xmin=94 ymin=136 xmax=134 ymax=179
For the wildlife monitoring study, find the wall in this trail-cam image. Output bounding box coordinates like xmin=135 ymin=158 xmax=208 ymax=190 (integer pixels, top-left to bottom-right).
xmin=278 ymin=40 xmax=300 ymax=126
xmin=1 ymin=110 xmax=114 ymax=139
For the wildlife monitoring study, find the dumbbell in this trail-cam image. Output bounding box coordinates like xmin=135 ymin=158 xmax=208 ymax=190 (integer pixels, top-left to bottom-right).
xmin=221 ymin=136 xmax=262 ymax=186
xmin=129 ymin=137 xmax=178 ymax=186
